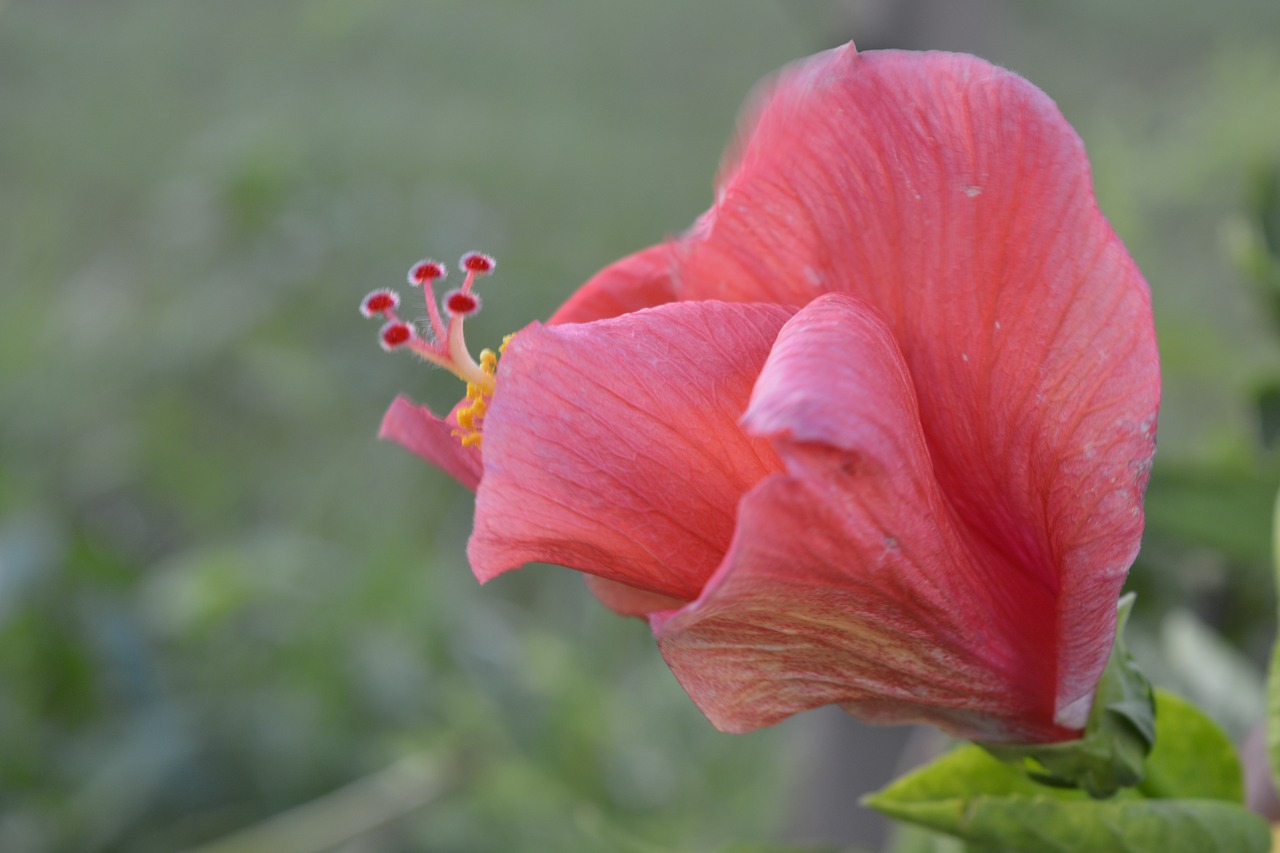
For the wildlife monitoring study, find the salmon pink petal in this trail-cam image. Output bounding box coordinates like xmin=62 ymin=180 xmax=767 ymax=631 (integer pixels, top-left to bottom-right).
xmin=468 ymin=301 xmax=792 ymax=602
xmin=380 ymin=395 xmax=484 ymax=491
xmin=666 ymin=45 xmax=1158 ymax=730
xmin=548 ymin=244 xmax=677 ymax=325
xmin=654 ymin=294 xmax=1118 ymax=742
xmin=583 ymin=575 xmax=691 ymax=618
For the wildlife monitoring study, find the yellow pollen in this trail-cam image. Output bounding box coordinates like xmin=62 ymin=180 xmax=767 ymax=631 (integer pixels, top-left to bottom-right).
xmin=450 ymin=342 xmax=504 ymax=448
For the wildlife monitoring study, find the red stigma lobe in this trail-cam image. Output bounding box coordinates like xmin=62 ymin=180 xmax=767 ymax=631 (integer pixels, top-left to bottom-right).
xmin=409 ymin=259 xmax=447 ymax=286
xmin=460 ymin=252 xmax=495 ymax=274
xmin=361 ymin=289 xmax=400 ymax=317
xmin=445 ymin=290 xmax=481 ymax=315
xmin=379 ymin=320 xmax=413 ymax=350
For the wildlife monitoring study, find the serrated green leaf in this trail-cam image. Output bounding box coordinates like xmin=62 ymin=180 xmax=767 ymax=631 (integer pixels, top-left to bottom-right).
xmin=1140 ymin=690 xmax=1244 ymax=802
xmin=871 ymin=745 xmax=1085 ymax=805
xmin=866 ymin=743 xmax=1266 ymax=852
xmin=869 ymin=792 xmax=1268 ymax=853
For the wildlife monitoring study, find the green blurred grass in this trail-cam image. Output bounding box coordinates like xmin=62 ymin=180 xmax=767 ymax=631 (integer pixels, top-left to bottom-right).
xmin=1 ymin=1 xmax=1279 ymax=851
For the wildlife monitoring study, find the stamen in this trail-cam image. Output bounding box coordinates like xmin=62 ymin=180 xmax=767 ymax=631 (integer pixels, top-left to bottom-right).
xmin=452 ymin=360 xmax=500 ymax=448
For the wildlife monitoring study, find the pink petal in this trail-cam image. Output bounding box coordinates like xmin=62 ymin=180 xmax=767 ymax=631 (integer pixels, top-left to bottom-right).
xmin=468 ymin=301 xmax=792 ymax=602
xmin=379 ymin=395 xmax=483 ymax=492
xmin=548 ymin=244 xmax=677 ymax=325
xmin=583 ymin=575 xmax=690 ymax=618
xmin=654 ymin=294 xmax=1079 ymax=742
xmin=667 ymin=45 xmax=1158 ymax=730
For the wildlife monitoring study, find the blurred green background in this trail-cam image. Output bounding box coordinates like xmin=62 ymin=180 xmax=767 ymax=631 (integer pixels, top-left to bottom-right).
xmin=2 ymin=1 xmax=1280 ymax=851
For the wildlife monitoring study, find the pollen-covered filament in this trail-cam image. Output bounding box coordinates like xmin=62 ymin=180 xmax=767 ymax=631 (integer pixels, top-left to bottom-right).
xmin=360 ymin=251 xmax=509 ymax=446
xmin=454 ymin=348 xmax=499 ymax=447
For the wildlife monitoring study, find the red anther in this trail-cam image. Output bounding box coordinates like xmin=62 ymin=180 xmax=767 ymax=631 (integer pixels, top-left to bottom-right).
xmin=409 ymin=259 xmax=447 ymax=286
xmin=361 ymin=289 xmax=401 ymax=318
xmin=460 ymin=252 xmax=495 ymax=274
xmin=379 ymin=320 xmax=413 ymax=351
xmin=444 ymin=289 xmax=481 ymax=316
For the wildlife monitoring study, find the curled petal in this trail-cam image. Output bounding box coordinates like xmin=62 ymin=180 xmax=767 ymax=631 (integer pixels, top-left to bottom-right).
xmin=654 ymin=294 xmax=1076 ymax=742
xmin=667 ymin=45 xmax=1158 ymax=729
xmin=469 ymin=300 xmax=792 ymax=601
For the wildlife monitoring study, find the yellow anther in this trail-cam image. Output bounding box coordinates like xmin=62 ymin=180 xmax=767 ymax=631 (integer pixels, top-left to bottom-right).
xmin=451 ymin=372 xmax=496 ymax=448
xmin=447 ymin=333 xmax=518 ymax=449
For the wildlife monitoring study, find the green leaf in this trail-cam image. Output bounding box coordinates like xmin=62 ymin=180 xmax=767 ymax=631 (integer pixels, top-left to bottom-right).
xmin=865 ymin=746 xmax=1269 ymax=853
xmin=1140 ymin=690 xmax=1244 ymax=802
xmin=872 ymin=792 xmax=1268 ymax=853
xmin=869 ymin=745 xmax=1087 ymax=806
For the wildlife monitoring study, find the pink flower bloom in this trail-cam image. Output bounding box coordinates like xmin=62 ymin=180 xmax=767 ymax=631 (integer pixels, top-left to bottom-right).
xmin=375 ymin=44 xmax=1159 ymax=743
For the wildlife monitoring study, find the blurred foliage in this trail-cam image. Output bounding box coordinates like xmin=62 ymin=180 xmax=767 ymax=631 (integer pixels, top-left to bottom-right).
xmin=1 ymin=1 xmax=1279 ymax=851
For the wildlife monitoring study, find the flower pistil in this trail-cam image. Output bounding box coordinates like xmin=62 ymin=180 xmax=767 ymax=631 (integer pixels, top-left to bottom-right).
xmin=360 ymin=251 xmax=507 ymax=447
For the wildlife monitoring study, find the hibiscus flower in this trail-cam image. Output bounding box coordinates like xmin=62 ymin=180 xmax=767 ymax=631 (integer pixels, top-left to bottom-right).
xmin=368 ymin=43 xmax=1159 ymax=744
